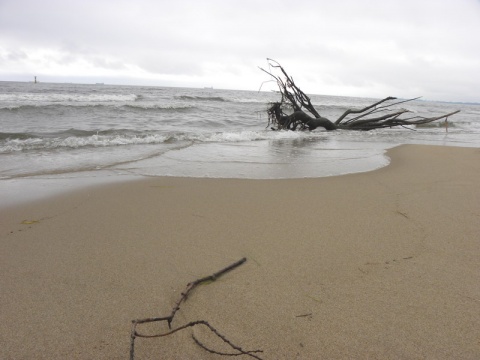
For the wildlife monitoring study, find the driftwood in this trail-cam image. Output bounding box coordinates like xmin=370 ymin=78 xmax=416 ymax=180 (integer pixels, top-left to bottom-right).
xmin=260 ymin=59 xmax=459 ymax=131
xmin=129 ymin=257 xmax=263 ymax=359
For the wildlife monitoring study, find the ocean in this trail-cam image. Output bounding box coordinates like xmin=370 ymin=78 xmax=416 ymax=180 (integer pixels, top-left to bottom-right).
xmin=1 ymin=81 xmax=479 ymax=207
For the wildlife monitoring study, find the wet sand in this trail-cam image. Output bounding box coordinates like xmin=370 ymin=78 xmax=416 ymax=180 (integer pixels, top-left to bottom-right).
xmin=1 ymin=144 xmax=479 ymax=359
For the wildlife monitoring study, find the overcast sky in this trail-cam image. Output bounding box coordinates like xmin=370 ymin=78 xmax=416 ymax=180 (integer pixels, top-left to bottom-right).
xmin=1 ymin=0 xmax=479 ymax=102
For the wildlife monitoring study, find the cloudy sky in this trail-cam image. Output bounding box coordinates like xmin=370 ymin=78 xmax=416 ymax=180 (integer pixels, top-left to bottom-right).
xmin=1 ymin=0 xmax=479 ymax=102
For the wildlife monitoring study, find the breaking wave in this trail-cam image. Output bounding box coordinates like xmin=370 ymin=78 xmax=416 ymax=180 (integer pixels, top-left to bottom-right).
xmin=0 ymin=93 xmax=139 ymax=103
xmin=174 ymin=95 xmax=230 ymax=102
xmin=0 ymin=103 xmax=198 ymax=113
xmin=0 ymin=129 xmax=312 ymax=153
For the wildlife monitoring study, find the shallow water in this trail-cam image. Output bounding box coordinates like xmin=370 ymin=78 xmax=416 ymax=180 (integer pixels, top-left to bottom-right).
xmin=1 ymin=81 xmax=479 ymax=207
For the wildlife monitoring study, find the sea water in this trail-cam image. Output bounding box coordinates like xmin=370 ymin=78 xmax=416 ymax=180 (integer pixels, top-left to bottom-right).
xmin=1 ymin=81 xmax=479 ymax=207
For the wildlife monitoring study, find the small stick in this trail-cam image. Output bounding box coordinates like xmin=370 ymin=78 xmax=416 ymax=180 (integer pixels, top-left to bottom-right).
xmin=168 ymin=257 xmax=247 ymax=329
xmin=295 ymin=313 xmax=312 ymax=318
xmin=129 ymin=258 xmax=260 ymax=359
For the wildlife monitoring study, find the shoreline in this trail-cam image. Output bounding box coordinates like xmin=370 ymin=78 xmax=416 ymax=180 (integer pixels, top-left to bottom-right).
xmin=1 ymin=144 xmax=479 ymax=359
xmin=2 ymin=140 xmax=480 ymax=210
xmin=0 ymin=142 xmax=392 ymax=210
xmin=0 ymin=172 xmax=144 ymax=210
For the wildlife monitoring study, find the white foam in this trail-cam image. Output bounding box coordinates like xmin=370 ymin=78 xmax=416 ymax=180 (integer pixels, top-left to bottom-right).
xmin=0 ymin=93 xmax=138 ymax=104
xmin=0 ymin=134 xmax=171 ymax=152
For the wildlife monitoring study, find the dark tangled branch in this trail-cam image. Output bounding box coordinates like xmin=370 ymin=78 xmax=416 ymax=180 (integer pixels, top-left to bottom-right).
xmin=129 ymin=258 xmax=263 ymax=359
xmin=260 ymin=59 xmax=459 ymax=131
xmin=191 ymin=324 xmax=263 ymax=359
xmin=168 ymin=257 xmax=247 ymax=329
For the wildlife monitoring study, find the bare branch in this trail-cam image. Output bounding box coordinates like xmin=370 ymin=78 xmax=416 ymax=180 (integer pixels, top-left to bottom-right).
xmin=192 ymin=332 xmax=264 ymax=359
xmin=129 ymin=258 xmax=262 ymax=359
xmin=168 ymin=257 xmax=246 ymax=329
xmin=342 ymin=97 xmax=422 ymax=124
xmin=335 ymin=96 xmax=397 ymax=124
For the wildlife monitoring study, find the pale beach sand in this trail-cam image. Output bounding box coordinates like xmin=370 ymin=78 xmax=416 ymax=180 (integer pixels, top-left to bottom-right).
xmin=1 ymin=144 xmax=479 ymax=359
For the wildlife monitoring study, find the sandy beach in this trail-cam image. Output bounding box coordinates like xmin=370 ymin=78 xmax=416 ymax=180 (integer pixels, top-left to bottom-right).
xmin=1 ymin=144 xmax=479 ymax=359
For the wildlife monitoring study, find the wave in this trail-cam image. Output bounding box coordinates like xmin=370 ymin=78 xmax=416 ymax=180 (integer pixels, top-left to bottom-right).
xmin=234 ymin=98 xmax=270 ymax=104
xmin=174 ymin=95 xmax=230 ymax=102
xmin=122 ymin=104 xmax=196 ymax=112
xmin=0 ymin=93 xmax=139 ymax=103
xmin=0 ymin=128 xmax=145 ymax=140
xmin=0 ymin=129 xmax=313 ymax=153
xmin=0 ymin=103 xmax=198 ymax=113
xmin=0 ymin=133 xmax=171 ymax=153
xmin=0 ymin=132 xmax=39 ymax=140
xmin=0 ymin=103 xmax=110 ymax=111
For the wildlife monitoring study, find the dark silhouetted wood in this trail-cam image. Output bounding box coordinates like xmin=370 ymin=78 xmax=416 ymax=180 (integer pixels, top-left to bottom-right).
xmin=260 ymin=59 xmax=459 ymax=131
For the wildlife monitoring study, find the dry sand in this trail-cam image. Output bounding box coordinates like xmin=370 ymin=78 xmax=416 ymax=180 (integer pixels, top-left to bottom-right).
xmin=1 ymin=144 xmax=479 ymax=359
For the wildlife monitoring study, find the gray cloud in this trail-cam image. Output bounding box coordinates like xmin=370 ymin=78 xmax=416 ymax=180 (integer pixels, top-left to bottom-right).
xmin=1 ymin=0 xmax=479 ymax=102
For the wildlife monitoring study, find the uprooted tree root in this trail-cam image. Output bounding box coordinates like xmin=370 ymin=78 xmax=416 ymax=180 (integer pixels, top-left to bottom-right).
xmin=260 ymin=58 xmax=459 ymax=131
xmin=129 ymin=257 xmax=264 ymax=359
